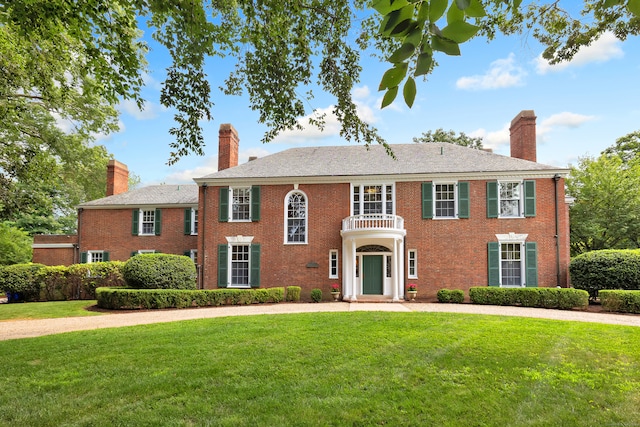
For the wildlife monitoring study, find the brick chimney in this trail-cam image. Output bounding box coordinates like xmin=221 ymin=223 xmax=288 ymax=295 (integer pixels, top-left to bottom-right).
xmin=106 ymin=160 xmax=129 ymax=196
xmin=510 ymin=110 xmax=537 ymax=162
xmin=218 ymin=124 xmax=239 ymax=171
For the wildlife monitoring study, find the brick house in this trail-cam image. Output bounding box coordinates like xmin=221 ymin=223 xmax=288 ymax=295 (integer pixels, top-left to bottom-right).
xmin=195 ymin=111 xmax=570 ymax=301
xmin=33 ymin=110 xmax=571 ymax=301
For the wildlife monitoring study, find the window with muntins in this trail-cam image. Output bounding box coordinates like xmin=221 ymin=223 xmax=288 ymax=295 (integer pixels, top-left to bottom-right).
xmin=141 ymin=210 xmax=155 ymax=235
xmin=232 ymin=188 xmax=251 ymax=221
xmin=88 ymin=251 xmax=104 ymax=263
xmin=499 ymin=182 xmax=521 ymax=217
xmin=231 ymin=244 xmax=250 ymax=286
xmin=408 ymin=249 xmax=417 ymax=279
xmin=500 ymin=243 xmax=522 ymax=286
xmin=435 ymin=184 xmax=455 ymax=218
xmin=329 ymin=250 xmax=338 ymax=279
xmin=352 ymin=184 xmax=394 ymax=215
xmin=285 ymin=191 xmax=307 ymax=243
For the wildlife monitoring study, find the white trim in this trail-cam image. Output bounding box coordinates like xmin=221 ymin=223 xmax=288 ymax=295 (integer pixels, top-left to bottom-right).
xmin=226 ymin=235 xmax=254 ymax=244
xmin=227 ymin=242 xmax=252 ymax=289
xmin=495 ymin=233 xmax=528 ymax=242
xmin=497 ymin=241 xmax=526 ymax=288
xmin=329 ymin=249 xmax=339 ymax=279
xmin=407 ymin=249 xmax=417 ymax=279
xmin=139 ymin=208 xmax=156 ymax=236
xmin=87 ymin=250 xmax=105 ymax=263
xmin=350 ymin=183 xmax=395 ymax=216
xmin=432 ymin=181 xmax=458 ymax=219
xmin=190 ymin=208 xmax=198 ymax=235
xmin=284 ymin=189 xmax=308 ymax=245
xmin=32 ymin=243 xmax=75 ymax=249
xmin=229 ymin=186 xmax=252 ymax=222
xmin=497 ymin=180 xmax=524 ymax=218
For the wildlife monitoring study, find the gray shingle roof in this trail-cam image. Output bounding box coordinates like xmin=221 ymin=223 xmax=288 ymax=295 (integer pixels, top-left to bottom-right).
xmin=80 ymin=184 xmax=198 ymax=208
xmin=196 ymin=143 xmax=566 ymax=181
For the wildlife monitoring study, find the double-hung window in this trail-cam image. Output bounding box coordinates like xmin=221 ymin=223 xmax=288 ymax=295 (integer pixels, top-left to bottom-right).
xmin=232 ymin=188 xmax=251 ymax=221
xmin=218 ymin=240 xmax=261 ymax=288
xmin=421 ymin=182 xmax=469 ymax=219
xmin=231 ymin=245 xmax=250 ymax=286
xmin=352 ymin=184 xmax=394 ymax=215
xmin=487 ymin=180 xmax=536 ymax=218
xmin=285 ymin=190 xmax=307 ymax=244
xmin=488 ymin=238 xmax=538 ymax=287
xmin=408 ymin=249 xmax=417 ymax=279
xmin=219 ymin=186 xmax=261 ymax=222
xmin=132 ymin=208 xmax=161 ymax=235
xmin=329 ymin=250 xmax=338 ymax=279
xmin=184 ymin=208 xmax=198 ymax=235
xmin=82 ymin=251 xmax=109 ymax=263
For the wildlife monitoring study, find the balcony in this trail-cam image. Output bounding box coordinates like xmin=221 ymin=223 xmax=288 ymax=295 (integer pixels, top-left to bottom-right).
xmin=341 ymin=214 xmax=405 ymax=234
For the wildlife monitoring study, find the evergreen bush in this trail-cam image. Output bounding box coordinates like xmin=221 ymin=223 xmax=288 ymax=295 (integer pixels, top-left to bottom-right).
xmin=310 ymin=288 xmax=322 ymax=303
xmin=570 ymin=249 xmax=640 ymax=300
xmin=436 ymin=289 xmax=464 ymax=303
xmin=286 ymin=286 xmax=301 ymax=302
xmin=123 ymin=254 xmax=196 ymax=290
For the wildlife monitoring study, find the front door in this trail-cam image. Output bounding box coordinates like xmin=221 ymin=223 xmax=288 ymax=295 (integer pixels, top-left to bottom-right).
xmin=362 ymin=255 xmax=383 ymax=295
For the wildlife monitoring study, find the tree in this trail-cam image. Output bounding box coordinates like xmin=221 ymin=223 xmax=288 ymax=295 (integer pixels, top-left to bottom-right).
xmin=602 ymin=131 xmax=640 ymax=164
xmin=0 ymin=222 xmax=32 ymax=266
xmin=566 ymin=154 xmax=640 ymax=255
xmin=3 ymin=1 xmax=639 ymax=166
xmin=413 ymin=128 xmax=483 ymax=148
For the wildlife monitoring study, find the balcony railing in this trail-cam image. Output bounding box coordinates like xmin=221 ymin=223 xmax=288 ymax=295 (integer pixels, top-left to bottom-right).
xmin=342 ymin=214 xmax=404 ymax=233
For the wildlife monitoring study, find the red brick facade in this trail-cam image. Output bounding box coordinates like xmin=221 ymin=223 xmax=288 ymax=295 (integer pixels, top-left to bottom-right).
xmin=510 ymin=110 xmax=537 ymax=162
xmin=32 ymin=234 xmax=78 ymax=266
xmin=106 ymin=160 xmax=129 ymax=196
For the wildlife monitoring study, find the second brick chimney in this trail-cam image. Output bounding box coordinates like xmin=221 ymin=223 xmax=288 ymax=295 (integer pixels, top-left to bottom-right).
xmin=510 ymin=110 xmax=537 ymax=162
xmin=106 ymin=160 xmax=129 ymax=196
xmin=218 ymin=124 xmax=239 ymax=171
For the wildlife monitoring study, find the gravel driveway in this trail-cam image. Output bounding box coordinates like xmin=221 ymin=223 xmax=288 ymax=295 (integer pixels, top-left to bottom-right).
xmin=2 ymin=302 xmax=640 ymax=341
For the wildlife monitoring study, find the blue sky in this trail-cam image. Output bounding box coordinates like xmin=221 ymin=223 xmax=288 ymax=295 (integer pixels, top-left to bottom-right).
xmin=97 ymin=20 xmax=640 ymax=186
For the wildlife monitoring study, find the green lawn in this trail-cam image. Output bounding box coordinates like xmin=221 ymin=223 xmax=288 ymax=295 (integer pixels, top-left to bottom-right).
xmin=0 ymin=300 xmax=101 ymax=321
xmin=1 ymin=312 xmax=639 ymax=426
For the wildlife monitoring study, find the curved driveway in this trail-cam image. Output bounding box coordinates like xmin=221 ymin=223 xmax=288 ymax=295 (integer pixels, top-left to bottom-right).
xmin=2 ymin=302 xmax=640 ymax=341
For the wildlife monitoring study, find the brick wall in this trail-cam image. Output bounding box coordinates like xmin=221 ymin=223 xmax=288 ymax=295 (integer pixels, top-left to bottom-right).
xmin=32 ymin=234 xmax=78 ymax=266
xmin=199 ymin=178 xmax=570 ymax=300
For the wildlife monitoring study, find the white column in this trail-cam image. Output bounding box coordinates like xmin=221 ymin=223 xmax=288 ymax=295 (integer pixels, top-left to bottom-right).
xmin=351 ymin=238 xmax=358 ymax=301
xmin=392 ymin=238 xmax=399 ymax=302
xmin=398 ymin=238 xmax=405 ymax=300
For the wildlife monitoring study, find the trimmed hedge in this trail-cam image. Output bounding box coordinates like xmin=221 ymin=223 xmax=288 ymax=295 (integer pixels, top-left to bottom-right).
xmin=310 ymin=288 xmax=322 ymax=303
xmin=286 ymin=286 xmax=301 ymax=302
xmin=437 ymin=289 xmax=464 ymax=303
xmin=123 ymin=254 xmax=196 ymax=290
xmin=0 ymin=263 xmax=46 ymax=302
xmin=570 ymin=249 xmax=640 ymax=300
xmin=599 ymin=290 xmax=640 ymax=314
xmin=469 ymin=287 xmax=588 ymax=310
xmin=96 ymin=287 xmax=286 ymax=310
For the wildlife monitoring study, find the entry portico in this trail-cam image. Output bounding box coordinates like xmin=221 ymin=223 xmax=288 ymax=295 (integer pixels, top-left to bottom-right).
xmin=341 ymin=214 xmax=406 ymax=301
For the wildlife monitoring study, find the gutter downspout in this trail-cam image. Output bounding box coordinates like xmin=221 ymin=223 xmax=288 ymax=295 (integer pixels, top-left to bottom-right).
xmin=200 ymin=184 xmax=207 ymax=290
xmin=76 ymin=208 xmax=83 ymax=265
xmin=553 ymin=174 xmax=561 ymax=287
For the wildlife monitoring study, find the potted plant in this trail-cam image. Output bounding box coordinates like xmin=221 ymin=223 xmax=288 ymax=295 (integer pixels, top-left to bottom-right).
xmin=331 ymin=283 xmax=341 ymax=301
xmin=407 ymin=284 xmax=417 ymax=301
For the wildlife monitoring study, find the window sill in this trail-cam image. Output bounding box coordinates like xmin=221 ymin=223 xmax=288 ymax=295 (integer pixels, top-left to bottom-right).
xmin=284 ymin=241 xmax=308 ymax=245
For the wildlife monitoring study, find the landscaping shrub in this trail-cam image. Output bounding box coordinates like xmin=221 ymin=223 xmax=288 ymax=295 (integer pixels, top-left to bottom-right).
xmin=123 ymin=254 xmax=196 ymax=290
xmin=286 ymin=286 xmax=301 ymax=302
xmin=599 ymin=290 xmax=640 ymax=314
xmin=570 ymin=249 xmax=640 ymax=300
xmin=310 ymin=288 xmax=322 ymax=303
xmin=47 ymin=262 xmax=126 ymax=300
xmin=96 ymin=287 xmax=287 ymax=310
xmin=38 ymin=266 xmax=69 ymax=301
xmin=469 ymin=287 xmax=588 ymax=310
xmin=437 ymin=289 xmax=464 ymax=303
xmin=0 ymin=263 xmax=46 ymax=302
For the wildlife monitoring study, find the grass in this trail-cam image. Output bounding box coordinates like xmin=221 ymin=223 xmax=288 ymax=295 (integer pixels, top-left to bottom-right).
xmin=0 ymin=300 xmax=101 ymax=321
xmin=1 ymin=311 xmax=639 ymax=426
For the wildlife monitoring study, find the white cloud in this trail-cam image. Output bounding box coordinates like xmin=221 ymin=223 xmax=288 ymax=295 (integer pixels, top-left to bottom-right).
xmin=119 ymin=99 xmax=164 ymax=120
xmin=535 ymin=32 xmax=624 ymax=74
xmin=142 ymin=72 xmax=163 ymax=91
xmin=273 ymin=86 xmax=379 ymax=144
xmin=469 ymin=124 xmax=510 ymax=151
xmin=538 ymin=112 xmax=596 ymax=139
xmin=456 ymin=53 xmax=527 ymax=90
xmin=92 ymin=119 xmax=125 ymax=142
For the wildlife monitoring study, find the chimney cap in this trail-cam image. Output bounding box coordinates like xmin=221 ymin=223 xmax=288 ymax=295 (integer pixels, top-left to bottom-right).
xmin=510 ymin=110 xmax=536 ymax=128
xmin=107 ymin=159 xmax=129 ymax=170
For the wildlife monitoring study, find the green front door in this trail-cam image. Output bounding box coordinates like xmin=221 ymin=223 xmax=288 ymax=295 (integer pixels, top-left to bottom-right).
xmin=362 ymin=255 xmax=383 ymax=295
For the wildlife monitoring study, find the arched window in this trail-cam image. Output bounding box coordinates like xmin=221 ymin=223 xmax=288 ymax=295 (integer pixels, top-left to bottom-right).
xmin=285 ymin=190 xmax=307 ymax=244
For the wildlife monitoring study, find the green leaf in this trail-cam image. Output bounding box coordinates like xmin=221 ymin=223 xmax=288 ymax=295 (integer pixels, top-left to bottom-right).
xmin=447 ymin=1 xmax=465 ymax=23
xmin=403 ymin=77 xmax=416 ymax=108
xmin=431 ymin=36 xmax=461 ymax=55
xmin=381 ymin=86 xmax=399 ymax=109
xmin=465 ymin=0 xmax=487 ymax=17
xmin=603 ymin=0 xmax=623 ymax=7
xmin=378 ymin=63 xmax=408 ymax=90
xmin=404 ymin=25 xmax=423 ymax=47
xmin=628 ymin=0 xmax=640 ymax=16
xmin=373 ymin=0 xmax=410 ymax=15
xmin=382 ymin=5 xmax=415 ymax=37
xmin=455 ymin=0 xmax=471 ymax=10
xmin=388 ymin=42 xmax=416 ymax=63
xmin=417 ymin=2 xmax=430 ymax=23
xmin=390 ymin=20 xmax=419 ymax=38
xmin=429 ymin=0 xmax=449 ymax=22
xmin=415 ymin=52 xmax=433 ymax=76
xmin=441 ymin=20 xmax=480 ymax=43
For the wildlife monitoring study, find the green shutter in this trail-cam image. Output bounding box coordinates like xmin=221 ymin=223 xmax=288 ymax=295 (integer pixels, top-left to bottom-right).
xmin=421 ymin=182 xmax=433 ymax=219
xmin=524 ymin=180 xmax=536 ymax=217
xmin=487 ymin=242 xmax=500 ymax=286
xmin=486 ymin=182 xmax=498 ymax=218
xmin=132 ymin=209 xmax=139 ymax=235
xmin=219 ymin=187 xmax=229 ymax=222
xmin=103 ymin=252 xmax=110 ymax=262
xmin=525 ymin=242 xmax=538 ymax=287
xmin=250 ymin=244 xmax=261 ymax=288
xmin=81 ymin=252 xmax=88 ymax=263
xmin=218 ymin=244 xmax=228 ymax=288
xmin=251 ymin=186 xmax=261 ymax=222
xmin=458 ymin=181 xmax=469 ymax=218
xmin=154 ymin=209 xmax=162 ymax=235
xmin=184 ymin=209 xmax=192 ymax=234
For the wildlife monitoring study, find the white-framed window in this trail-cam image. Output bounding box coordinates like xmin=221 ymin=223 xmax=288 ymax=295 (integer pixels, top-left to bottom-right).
xmin=329 ymin=250 xmax=338 ymax=279
xmin=499 ymin=181 xmax=523 ymax=217
xmin=231 ymin=187 xmax=251 ymax=221
xmin=189 ymin=249 xmax=197 ymax=263
xmin=352 ymin=183 xmax=394 ymax=215
xmin=230 ymin=244 xmax=250 ymax=287
xmin=141 ymin=209 xmax=156 ymax=235
xmin=500 ymin=242 xmax=523 ymax=287
xmin=191 ymin=209 xmax=198 ymax=235
xmin=408 ymin=249 xmax=417 ymax=279
xmin=434 ymin=183 xmax=456 ymax=218
xmin=87 ymin=251 xmax=104 ymax=263
xmin=285 ymin=190 xmax=307 ymax=244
